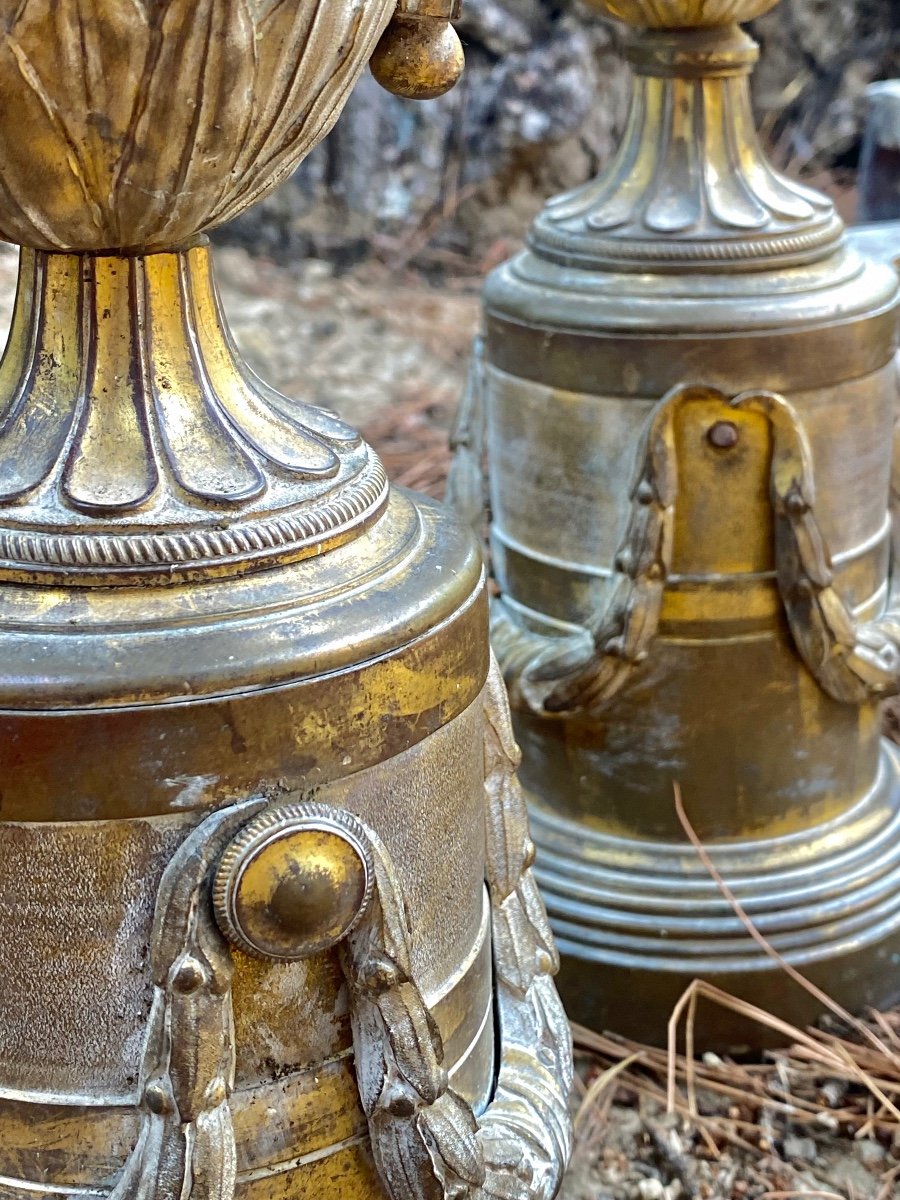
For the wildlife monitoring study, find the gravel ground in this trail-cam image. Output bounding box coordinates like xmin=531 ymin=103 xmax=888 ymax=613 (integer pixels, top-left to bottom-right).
xmin=215 ymin=244 xmax=480 ymax=472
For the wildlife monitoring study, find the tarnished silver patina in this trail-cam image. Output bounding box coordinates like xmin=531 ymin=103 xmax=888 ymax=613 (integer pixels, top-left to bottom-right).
xmin=453 ymin=0 xmax=900 ymax=1048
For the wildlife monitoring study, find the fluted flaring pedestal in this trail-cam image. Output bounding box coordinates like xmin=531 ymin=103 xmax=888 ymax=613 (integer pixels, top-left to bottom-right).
xmin=480 ymin=1 xmax=900 ymax=1050
xmin=533 ymin=22 xmax=840 ymax=271
xmin=0 ymin=246 xmax=384 ymax=584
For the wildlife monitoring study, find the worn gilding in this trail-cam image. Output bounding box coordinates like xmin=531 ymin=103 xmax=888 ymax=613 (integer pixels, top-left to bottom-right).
xmin=468 ymin=0 xmax=900 ymax=1048
xmin=0 ymin=2 xmax=571 ymax=1198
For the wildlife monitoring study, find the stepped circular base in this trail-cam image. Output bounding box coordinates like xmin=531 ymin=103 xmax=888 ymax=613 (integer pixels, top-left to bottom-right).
xmin=532 ymin=742 xmax=900 ymax=1051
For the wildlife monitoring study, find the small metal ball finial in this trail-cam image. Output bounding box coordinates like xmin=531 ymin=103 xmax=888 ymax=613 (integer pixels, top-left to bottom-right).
xmin=370 ymin=1 xmax=464 ymax=100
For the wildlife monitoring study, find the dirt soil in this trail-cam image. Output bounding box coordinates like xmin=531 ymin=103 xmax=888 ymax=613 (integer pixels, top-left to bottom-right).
xmin=214 ymin=246 xmax=481 ymax=493
xmin=565 ymin=1007 xmax=900 ymax=1200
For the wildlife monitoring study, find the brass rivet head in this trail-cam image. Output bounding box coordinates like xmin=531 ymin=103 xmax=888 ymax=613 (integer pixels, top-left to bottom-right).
xmin=213 ymin=804 xmax=375 ymax=962
xmin=361 ymin=955 xmax=403 ymax=995
xmin=785 ymin=488 xmax=810 ymax=516
xmin=383 ymin=1085 xmax=419 ymax=1117
xmin=536 ymin=950 xmax=555 ymax=975
xmin=635 ymin=480 xmax=655 ymax=505
xmin=707 ymin=420 xmax=740 ymax=449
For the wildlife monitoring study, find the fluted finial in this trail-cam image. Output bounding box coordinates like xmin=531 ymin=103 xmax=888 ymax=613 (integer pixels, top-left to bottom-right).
xmin=531 ymin=0 xmax=842 ymax=272
xmin=582 ymin=0 xmax=780 ymax=27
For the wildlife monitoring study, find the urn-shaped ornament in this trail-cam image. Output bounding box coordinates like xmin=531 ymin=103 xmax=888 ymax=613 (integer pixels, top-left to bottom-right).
xmin=0 ymin=4 xmax=572 ymax=1199
xmin=454 ymin=0 xmax=900 ymax=1049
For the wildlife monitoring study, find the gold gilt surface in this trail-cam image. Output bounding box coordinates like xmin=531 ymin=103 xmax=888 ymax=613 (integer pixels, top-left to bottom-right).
xmin=584 ymin=0 xmax=778 ymax=25
xmin=478 ymin=0 xmax=900 ymax=1049
xmin=0 ymin=0 xmax=394 ymax=252
xmin=0 ymin=3 xmax=575 ymax=1200
xmin=0 ymin=246 xmax=389 ymax=584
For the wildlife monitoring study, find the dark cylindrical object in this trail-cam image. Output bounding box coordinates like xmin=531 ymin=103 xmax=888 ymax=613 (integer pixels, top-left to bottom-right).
xmin=859 ymin=80 xmax=900 ymax=223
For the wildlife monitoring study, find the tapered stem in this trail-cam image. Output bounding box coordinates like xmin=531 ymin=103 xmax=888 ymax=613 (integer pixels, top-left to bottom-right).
xmin=534 ymin=23 xmax=839 ymax=269
xmin=0 ymin=246 xmax=385 ymax=584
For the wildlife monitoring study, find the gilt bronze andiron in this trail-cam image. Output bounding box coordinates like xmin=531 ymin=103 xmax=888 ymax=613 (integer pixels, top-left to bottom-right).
xmin=0 ymin=3 xmax=571 ymax=1198
xmin=459 ymin=0 xmax=900 ymax=1048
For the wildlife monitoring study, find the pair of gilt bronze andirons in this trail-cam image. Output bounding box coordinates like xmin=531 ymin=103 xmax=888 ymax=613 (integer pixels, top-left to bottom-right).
xmin=1 ymin=1 xmax=898 ymax=1198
